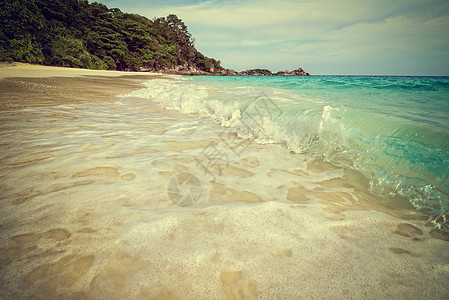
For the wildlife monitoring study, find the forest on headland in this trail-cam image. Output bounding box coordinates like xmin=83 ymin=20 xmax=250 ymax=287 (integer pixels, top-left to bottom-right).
xmin=0 ymin=0 xmax=309 ymax=76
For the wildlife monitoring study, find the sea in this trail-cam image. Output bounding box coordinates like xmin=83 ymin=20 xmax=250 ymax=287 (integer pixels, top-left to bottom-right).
xmin=1 ymin=74 xmax=449 ymax=298
xmin=128 ymin=75 xmax=449 ymax=225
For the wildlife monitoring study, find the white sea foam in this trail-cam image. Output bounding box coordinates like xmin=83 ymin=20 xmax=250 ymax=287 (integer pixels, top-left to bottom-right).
xmin=126 ymin=77 xmax=449 ymax=222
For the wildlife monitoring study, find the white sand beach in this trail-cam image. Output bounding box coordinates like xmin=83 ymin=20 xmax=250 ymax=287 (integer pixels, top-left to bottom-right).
xmin=0 ymin=63 xmax=164 ymax=111
xmin=0 ymin=64 xmax=448 ymax=299
xmin=0 ymin=62 xmax=164 ymax=80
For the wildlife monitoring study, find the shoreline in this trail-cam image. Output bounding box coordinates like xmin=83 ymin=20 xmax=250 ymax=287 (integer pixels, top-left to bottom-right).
xmin=0 ymin=62 xmax=164 ymax=80
xmin=0 ymin=63 xmax=164 ymax=111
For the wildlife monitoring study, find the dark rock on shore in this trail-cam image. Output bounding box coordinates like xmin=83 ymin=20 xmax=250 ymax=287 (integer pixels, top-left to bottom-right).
xmin=138 ymin=65 xmax=309 ymax=76
xmin=220 ymin=69 xmax=239 ymax=76
xmin=274 ymin=68 xmax=310 ymax=76
xmin=237 ymin=67 xmax=310 ymax=76
xmin=238 ymin=69 xmax=272 ymax=76
xmin=138 ymin=64 xmax=212 ymax=75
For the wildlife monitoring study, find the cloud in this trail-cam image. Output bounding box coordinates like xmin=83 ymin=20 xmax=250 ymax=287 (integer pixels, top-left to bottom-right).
xmin=98 ymin=0 xmax=449 ymax=74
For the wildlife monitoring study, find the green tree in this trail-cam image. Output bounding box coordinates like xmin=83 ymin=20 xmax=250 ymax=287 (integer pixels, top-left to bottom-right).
xmin=50 ymin=35 xmax=93 ymax=68
xmin=0 ymin=0 xmax=45 ymax=62
xmin=0 ymin=0 xmax=225 ymax=72
xmin=9 ymin=37 xmax=44 ymax=63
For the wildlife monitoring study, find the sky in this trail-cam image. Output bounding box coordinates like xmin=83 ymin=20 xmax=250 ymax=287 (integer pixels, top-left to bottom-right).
xmin=96 ymin=0 xmax=449 ymax=75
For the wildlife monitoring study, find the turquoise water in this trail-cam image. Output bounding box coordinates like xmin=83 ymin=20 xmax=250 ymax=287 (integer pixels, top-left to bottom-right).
xmin=130 ymin=75 xmax=449 ymax=225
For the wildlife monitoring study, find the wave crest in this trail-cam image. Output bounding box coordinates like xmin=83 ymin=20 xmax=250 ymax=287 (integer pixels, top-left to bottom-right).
xmin=125 ymin=77 xmax=449 ymax=227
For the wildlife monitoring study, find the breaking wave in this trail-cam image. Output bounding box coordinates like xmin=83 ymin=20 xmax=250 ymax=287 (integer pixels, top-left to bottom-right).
xmin=125 ymin=76 xmax=449 ymax=227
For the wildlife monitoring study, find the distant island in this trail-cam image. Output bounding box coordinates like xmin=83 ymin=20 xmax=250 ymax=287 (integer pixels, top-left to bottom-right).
xmin=0 ymin=0 xmax=309 ymax=76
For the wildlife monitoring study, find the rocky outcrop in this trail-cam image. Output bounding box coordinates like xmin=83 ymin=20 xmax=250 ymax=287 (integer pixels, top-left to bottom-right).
xmin=138 ymin=65 xmax=310 ymax=76
xmin=238 ymin=69 xmax=272 ymax=76
xmin=138 ymin=64 xmax=213 ymax=75
xmin=138 ymin=66 xmax=153 ymax=72
xmin=236 ymin=67 xmax=310 ymax=76
xmin=274 ymin=68 xmax=309 ymax=76
xmin=220 ymin=69 xmax=238 ymax=76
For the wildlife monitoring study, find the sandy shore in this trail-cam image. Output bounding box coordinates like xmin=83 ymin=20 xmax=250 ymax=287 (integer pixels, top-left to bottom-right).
xmin=0 ymin=64 xmax=448 ymax=299
xmin=0 ymin=62 xmax=164 ymax=111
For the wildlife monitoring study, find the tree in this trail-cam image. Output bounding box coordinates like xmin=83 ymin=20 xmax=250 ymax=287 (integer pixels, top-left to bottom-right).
xmin=0 ymin=0 xmax=224 ymax=72
xmin=50 ymin=35 xmax=95 ymax=68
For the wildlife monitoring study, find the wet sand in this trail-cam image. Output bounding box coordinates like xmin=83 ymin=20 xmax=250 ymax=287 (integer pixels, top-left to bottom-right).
xmin=0 ymin=62 xmax=164 ymax=111
xmin=0 ymin=64 xmax=449 ymax=299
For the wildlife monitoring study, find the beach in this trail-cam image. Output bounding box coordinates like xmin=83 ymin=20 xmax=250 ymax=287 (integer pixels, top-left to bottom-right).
xmin=0 ymin=64 xmax=448 ymax=299
xmin=0 ymin=62 xmax=166 ymax=110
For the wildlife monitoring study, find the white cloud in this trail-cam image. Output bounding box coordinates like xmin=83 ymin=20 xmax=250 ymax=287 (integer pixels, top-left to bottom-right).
xmin=99 ymin=0 xmax=449 ymax=74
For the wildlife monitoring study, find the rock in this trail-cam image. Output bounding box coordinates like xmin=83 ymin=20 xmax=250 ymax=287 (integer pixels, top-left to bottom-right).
xmin=238 ymin=69 xmax=272 ymax=76
xmin=274 ymin=68 xmax=310 ymax=76
xmin=238 ymin=67 xmax=309 ymax=76
xmin=136 ymin=65 xmax=309 ymax=77
xmin=138 ymin=66 xmax=152 ymax=72
xmin=219 ymin=69 xmax=238 ymax=76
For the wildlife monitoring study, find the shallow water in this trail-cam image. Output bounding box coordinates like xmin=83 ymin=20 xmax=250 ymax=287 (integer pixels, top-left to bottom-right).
xmin=0 ymin=76 xmax=449 ymax=298
xmin=127 ymin=75 xmax=449 ymax=224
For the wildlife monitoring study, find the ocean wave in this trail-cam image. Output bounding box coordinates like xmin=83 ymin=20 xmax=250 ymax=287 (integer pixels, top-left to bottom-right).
xmin=125 ymin=77 xmax=449 ymax=227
